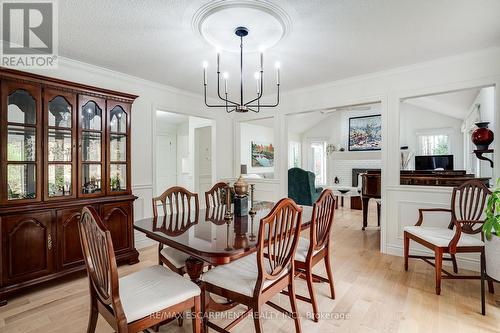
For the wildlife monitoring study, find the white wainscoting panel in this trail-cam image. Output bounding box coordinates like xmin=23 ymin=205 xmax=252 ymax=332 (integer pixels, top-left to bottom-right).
xmin=132 ymin=184 xmax=157 ymax=249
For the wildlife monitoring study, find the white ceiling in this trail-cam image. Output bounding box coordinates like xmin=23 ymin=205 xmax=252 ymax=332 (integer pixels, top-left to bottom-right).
xmin=287 ymin=103 xmax=381 ymax=134
xmin=404 ymin=88 xmax=481 ymax=119
xmin=242 ymin=117 xmax=274 ymax=128
xmin=58 ymin=0 xmax=500 ymax=96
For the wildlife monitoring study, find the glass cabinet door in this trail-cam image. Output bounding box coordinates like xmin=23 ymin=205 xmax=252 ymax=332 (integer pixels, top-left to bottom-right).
xmin=1 ymin=81 xmax=42 ymax=203
xmin=78 ymin=96 xmax=105 ymax=197
xmin=45 ymin=89 xmax=77 ymax=199
xmin=107 ymin=102 xmax=130 ymax=194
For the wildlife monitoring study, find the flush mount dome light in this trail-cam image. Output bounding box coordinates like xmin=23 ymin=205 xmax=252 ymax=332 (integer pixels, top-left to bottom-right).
xmin=191 ymin=0 xmax=292 ymax=52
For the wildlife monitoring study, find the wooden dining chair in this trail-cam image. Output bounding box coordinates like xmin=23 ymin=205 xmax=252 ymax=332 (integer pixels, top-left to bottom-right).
xmin=289 ymin=189 xmax=336 ymax=322
xmin=201 ymin=198 xmax=303 ymax=333
xmin=404 ymin=180 xmax=492 ymax=314
xmin=205 ymin=181 xmax=228 ymax=207
xmin=205 ymin=182 xmax=229 ymax=225
xmin=153 ymin=186 xmax=200 ymax=275
xmin=78 ymin=207 xmax=202 ymax=333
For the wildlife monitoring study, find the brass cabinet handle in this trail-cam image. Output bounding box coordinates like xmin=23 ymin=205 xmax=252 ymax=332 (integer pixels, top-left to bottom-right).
xmin=48 ymin=234 xmax=53 ymax=250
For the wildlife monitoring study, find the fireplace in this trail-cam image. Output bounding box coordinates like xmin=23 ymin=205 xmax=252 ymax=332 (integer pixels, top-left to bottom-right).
xmin=351 ymin=168 xmax=381 ymax=209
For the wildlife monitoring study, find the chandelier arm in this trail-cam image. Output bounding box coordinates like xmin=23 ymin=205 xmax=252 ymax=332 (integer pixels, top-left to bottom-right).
xmin=248 ymin=107 xmax=259 ymax=113
xmin=247 ymin=84 xmax=280 ymax=108
xmin=225 ymin=93 xmax=229 ymax=113
xmin=204 ymin=84 xmax=236 ymax=107
xmin=216 ymin=71 xmax=239 ymax=106
xmin=244 ymin=71 xmax=264 ymax=106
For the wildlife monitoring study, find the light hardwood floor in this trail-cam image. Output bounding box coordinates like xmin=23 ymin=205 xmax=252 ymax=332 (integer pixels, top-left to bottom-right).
xmin=1 ymin=206 xmax=499 ymax=333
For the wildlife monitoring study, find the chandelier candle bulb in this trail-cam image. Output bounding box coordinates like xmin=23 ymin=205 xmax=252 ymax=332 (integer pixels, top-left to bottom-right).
xmin=254 ymin=72 xmax=260 ymax=93
xmin=217 ymin=52 xmax=220 ymax=72
xmin=260 ymin=52 xmax=263 ymax=71
xmin=203 ymin=62 xmax=208 ymax=85
xmin=223 ymin=72 xmax=228 ymax=93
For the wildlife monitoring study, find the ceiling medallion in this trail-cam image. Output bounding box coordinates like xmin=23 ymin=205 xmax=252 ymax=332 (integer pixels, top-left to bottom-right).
xmin=191 ymin=0 xmax=293 ymax=52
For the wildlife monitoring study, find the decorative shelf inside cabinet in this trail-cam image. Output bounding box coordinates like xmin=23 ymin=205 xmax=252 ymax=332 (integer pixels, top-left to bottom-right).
xmin=473 ymin=149 xmax=494 ymax=168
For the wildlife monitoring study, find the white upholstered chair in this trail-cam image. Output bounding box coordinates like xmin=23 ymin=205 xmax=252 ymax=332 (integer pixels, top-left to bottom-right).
xmin=78 ymin=207 xmax=201 ymax=333
xmin=403 ymin=180 xmax=491 ymax=315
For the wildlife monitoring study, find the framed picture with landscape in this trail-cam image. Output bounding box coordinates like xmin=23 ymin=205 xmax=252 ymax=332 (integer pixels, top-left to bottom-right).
xmin=348 ymin=114 xmax=382 ymax=151
xmin=251 ymin=141 xmax=274 ymax=167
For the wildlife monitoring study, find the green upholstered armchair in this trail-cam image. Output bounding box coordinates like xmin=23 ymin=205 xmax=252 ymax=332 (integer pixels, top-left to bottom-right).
xmin=288 ymin=167 xmax=323 ymax=206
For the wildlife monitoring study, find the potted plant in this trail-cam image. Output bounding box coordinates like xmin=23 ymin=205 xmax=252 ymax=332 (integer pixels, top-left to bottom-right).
xmin=483 ymin=178 xmax=500 ymax=282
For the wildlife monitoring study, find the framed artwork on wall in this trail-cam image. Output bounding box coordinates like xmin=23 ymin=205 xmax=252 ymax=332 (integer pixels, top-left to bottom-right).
xmin=348 ymin=114 xmax=382 ymax=151
xmin=251 ymin=141 xmax=274 ymax=167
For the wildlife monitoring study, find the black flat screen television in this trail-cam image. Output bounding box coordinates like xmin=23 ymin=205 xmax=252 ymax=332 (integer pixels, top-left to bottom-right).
xmin=415 ymin=155 xmax=454 ymax=171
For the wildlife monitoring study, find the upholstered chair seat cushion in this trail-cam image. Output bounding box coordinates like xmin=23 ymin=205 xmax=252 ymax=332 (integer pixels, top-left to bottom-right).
xmin=294 ymin=237 xmax=323 ymax=262
xmin=160 ymin=246 xmax=191 ymax=268
xmin=201 ymin=253 xmax=288 ymax=297
xmin=119 ymin=265 xmax=200 ymax=323
xmin=404 ymin=226 xmax=484 ymax=247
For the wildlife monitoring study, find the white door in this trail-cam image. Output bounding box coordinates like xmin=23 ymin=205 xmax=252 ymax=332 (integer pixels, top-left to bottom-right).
xmin=156 ymin=133 xmax=177 ymax=195
xmin=195 ymin=126 xmax=212 ymax=203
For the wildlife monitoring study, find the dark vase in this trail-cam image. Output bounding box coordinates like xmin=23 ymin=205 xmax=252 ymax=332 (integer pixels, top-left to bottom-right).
xmin=472 ymin=122 xmax=494 ymax=150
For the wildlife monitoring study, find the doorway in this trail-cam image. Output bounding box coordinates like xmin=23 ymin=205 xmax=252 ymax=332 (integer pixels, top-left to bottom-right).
xmin=154 ymin=110 xmax=216 ymax=205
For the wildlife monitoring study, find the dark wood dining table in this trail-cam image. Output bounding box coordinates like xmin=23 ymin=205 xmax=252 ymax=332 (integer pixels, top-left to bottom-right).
xmin=133 ymin=201 xmax=313 ymax=284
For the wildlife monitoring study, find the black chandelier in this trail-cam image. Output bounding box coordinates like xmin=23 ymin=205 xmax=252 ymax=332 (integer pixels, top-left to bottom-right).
xmin=203 ymin=26 xmax=280 ymax=113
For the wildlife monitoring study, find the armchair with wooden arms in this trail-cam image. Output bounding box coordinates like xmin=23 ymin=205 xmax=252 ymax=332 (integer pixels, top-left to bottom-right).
xmin=403 ymin=179 xmax=492 ymax=315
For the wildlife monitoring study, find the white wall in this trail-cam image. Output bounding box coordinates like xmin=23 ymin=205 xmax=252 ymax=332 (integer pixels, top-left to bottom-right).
xmin=297 ymin=107 xmax=382 ymax=186
xmin=399 ymin=103 xmax=464 ymax=170
xmin=240 ymin=122 xmax=275 ymax=175
xmin=472 ymin=87 xmax=495 ymax=178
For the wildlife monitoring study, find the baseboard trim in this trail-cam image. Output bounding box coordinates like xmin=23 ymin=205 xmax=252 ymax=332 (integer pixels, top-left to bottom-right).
xmin=386 ymin=244 xmax=480 ymax=272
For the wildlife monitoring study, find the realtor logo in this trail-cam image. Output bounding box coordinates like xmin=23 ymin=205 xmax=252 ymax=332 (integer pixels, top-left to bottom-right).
xmin=1 ymin=0 xmax=58 ymax=68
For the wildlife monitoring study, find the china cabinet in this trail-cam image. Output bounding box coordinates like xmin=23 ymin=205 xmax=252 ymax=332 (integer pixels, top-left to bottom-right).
xmin=0 ymin=68 xmax=139 ymax=305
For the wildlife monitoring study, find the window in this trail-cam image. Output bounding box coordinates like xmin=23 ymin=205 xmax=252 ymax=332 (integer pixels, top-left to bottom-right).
xmin=309 ymin=141 xmax=326 ymax=185
xmin=288 ymin=141 xmax=301 ymax=168
xmin=418 ymin=134 xmax=449 ymax=155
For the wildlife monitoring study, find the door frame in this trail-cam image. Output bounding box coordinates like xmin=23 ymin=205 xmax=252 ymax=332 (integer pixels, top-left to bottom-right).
xmin=152 ymin=108 xmax=216 ymax=199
